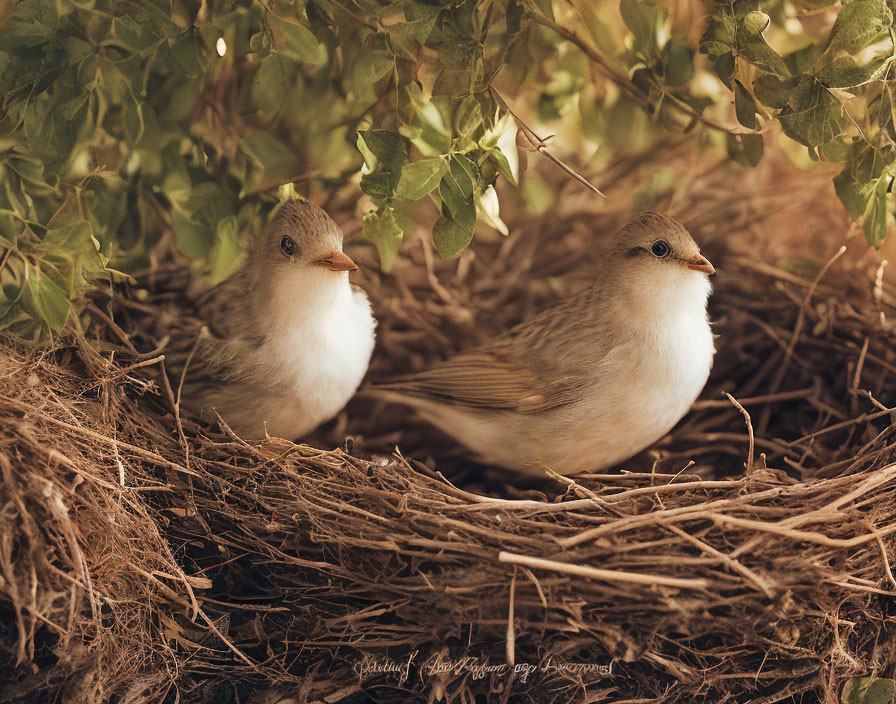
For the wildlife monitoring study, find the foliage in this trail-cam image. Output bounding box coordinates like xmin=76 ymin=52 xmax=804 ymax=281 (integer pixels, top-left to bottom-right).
xmin=843 ymin=677 xmax=896 ymax=704
xmin=0 ymin=0 xmax=895 ymax=337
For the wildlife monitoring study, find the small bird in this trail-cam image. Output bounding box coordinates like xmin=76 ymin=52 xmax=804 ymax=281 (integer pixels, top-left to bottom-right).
xmin=372 ymin=211 xmax=715 ymax=475
xmin=164 ymin=198 xmax=376 ymax=440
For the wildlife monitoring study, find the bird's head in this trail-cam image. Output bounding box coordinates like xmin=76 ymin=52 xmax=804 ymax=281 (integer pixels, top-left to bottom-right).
xmin=609 ymin=211 xmax=714 ymax=281
xmin=258 ymin=198 xmax=357 ymax=277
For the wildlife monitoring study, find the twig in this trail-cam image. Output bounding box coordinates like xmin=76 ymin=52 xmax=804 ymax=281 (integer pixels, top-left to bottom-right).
xmin=663 ymin=523 xmax=775 ymax=598
xmin=498 ymin=551 xmax=710 ymax=590
xmin=490 ymin=87 xmax=605 ymax=197
xmin=725 ymin=393 xmax=755 ymax=474
xmin=758 ymin=245 xmax=847 ymax=435
xmin=506 ymin=567 xmax=516 ymax=666
xmin=523 ymin=5 xmax=739 ymax=136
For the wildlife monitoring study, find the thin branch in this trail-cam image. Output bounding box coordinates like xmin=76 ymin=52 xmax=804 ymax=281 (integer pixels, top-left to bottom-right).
xmin=524 ymin=6 xmax=740 ymax=136
xmin=725 ymin=392 xmax=755 ymax=474
xmin=498 ymin=551 xmax=710 ymax=590
xmin=490 ymin=87 xmax=605 ymax=197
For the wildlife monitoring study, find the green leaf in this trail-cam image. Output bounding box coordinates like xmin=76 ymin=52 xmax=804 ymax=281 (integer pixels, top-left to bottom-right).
xmin=863 ymin=175 xmax=889 ymax=247
xmin=211 ymin=215 xmax=241 ymax=279
xmin=269 ymin=16 xmax=325 ymax=65
xmin=41 ymin=221 xmax=94 ymax=253
xmin=833 ymin=142 xmax=894 ymax=246
xmin=439 ymin=154 xmax=477 ymax=218
xmin=620 ymin=0 xmax=654 ymax=54
xmin=129 ymin=0 xmax=183 ymax=39
xmin=345 ymin=49 xmax=393 ymax=105
xmin=753 ymin=74 xmax=801 ymax=109
xmin=734 ymin=80 xmax=759 ymax=130
xmin=167 ymin=32 xmax=201 ymax=78
xmin=238 ymin=133 xmax=291 ymax=194
xmin=454 ymin=95 xmax=483 ymax=137
xmin=395 ymin=158 xmax=448 ymax=200
xmin=843 ymin=677 xmax=896 ymax=704
xmin=432 ymin=204 xmax=476 ymax=258
xmin=363 ymin=206 xmax=404 ymax=271
xmin=112 ymin=15 xmax=160 ymax=53
xmin=699 ymin=12 xmax=734 ymax=61
xmin=30 ymin=41 xmax=67 ymax=101
xmin=816 ymin=56 xmax=886 ymax=88
xmin=778 ymin=75 xmax=843 ymax=146
xmin=738 ymin=11 xmax=789 ymax=76
xmin=357 ymin=130 xmax=409 ymax=203
xmin=824 ymin=0 xmax=892 ymax=56
xmin=712 ymin=51 xmax=736 ymax=88
xmin=404 ymin=84 xmax=452 ymax=156
xmin=250 ymin=55 xmax=288 ymax=115
xmin=433 ymin=154 xmax=479 ymax=257
xmin=102 ymin=62 xmax=145 ymax=143
xmin=24 ymin=271 xmax=70 ymax=331
xmin=2 ymin=0 xmax=60 ymax=52
xmin=0 ymin=210 xmax=23 ymax=247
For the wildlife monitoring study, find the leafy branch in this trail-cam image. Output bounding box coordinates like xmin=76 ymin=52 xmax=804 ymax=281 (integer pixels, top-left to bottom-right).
xmin=2 ymin=0 xmax=896 ymax=339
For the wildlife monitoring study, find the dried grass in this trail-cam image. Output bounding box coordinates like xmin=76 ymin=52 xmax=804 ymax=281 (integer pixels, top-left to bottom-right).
xmin=2 ymin=142 xmax=896 ymax=704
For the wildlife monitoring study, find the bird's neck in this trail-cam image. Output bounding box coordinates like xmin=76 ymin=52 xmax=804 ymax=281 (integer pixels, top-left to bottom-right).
xmin=249 ymin=266 xmax=352 ymax=335
xmin=594 ymin=268 xmax=711 ymax=328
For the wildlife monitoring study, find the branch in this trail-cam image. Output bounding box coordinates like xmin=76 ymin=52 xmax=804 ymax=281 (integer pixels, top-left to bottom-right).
xmin=490 ymin=87 xmax=605 ymax=197
xmin=525 ymin=7 xmax=740 ymax=136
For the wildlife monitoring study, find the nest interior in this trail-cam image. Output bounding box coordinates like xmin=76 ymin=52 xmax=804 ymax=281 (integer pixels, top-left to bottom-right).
xmin=2 ymin=142 xmax=896 ymax=704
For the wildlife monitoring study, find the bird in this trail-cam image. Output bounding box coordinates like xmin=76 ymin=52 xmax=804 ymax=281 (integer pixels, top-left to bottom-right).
xmin=161 ymin=198 xmax=376 ymax=440
xmin=370 ymin=211 xmax=715 ymax=475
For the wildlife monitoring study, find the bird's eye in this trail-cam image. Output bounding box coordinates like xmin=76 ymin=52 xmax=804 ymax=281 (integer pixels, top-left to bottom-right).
xmin=650 ymin=240 xmax=670 ymax=258
xmin=279 ymin=236 xmax=296 ymax=256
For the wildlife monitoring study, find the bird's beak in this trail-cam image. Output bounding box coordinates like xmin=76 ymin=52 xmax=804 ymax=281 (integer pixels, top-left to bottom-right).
xmin=685 ymin=254 xmax=715 ymax=275
xmin=313 ymin=251 xmax=358 ymax=271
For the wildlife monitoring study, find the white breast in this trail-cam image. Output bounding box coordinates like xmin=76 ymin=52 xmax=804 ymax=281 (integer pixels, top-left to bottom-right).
xmin=562 ymin=272 xmax=714 ymax=471
xmin=213 ymin=272 xmax=376 ymax=439
xmin=424 ymin=271 xmax=715 ymax=475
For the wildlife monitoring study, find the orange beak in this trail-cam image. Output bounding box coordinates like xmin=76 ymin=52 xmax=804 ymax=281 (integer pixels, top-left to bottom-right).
xmin=313 ymin=251 xmax=358 ymax=271
xmin=685 ymin=254 xmax=715 ymax=275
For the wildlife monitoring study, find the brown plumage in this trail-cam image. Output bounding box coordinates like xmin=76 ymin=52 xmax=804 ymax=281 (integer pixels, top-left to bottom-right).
xmin=370 ymin=211 xmax=715 ymax=475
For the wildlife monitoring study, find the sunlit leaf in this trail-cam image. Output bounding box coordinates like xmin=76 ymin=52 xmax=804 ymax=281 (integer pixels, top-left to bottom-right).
xmin=843 ymin=677 xmax=896 ymax=704
xmin=824 ymin=0 xmax=892 ymax=56
xmin=816 ymin=56 xmax=886 ymax=89
xmin=395 ymin=158 xmax=448 ymax=200
xmin=620 ymin=0 xmax=655 ymax=56
xmin=363 ymin=206 xmax=404 ymax=271
xmin=24 ymin=270 xmax=70 ymax=331
xmin=454 ymin=95 xmax=483 ymax=137
xmin=2 ymin=0 xmax=60 ymax=51
xmin=778 ymin=75 xmax=843 ymax=146
xmin=738 ymin=11 xmax=789 ymax=76
xmin=269 ymin=16 xmax=325 ymax=65
xmin=734 ymin=80 xmax=759 ymax=130
xmin=432 ymin=202 xmax=476 ymax=258
xmin=753 ymin=74 xmax=801 ymax=109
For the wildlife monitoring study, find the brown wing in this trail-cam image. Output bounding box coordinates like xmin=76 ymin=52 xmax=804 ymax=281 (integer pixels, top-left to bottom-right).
xmin=376 ymin=345 xmax=582 ymax=413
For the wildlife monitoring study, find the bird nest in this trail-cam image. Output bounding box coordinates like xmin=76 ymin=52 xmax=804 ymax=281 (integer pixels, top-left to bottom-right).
xmin=2 ymin=142 xmax=896 ymax=704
